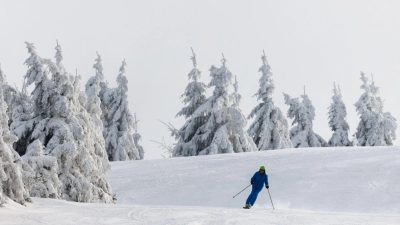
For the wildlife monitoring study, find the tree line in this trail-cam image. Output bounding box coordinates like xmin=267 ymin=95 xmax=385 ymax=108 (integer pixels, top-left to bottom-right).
xmin=0 ymin=44 xmax=397 ymax=206
xmin=167 ymin=49 xmax=397 ymax=156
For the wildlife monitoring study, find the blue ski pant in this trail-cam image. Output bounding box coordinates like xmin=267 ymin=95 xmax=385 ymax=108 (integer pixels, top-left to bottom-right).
xmin=246 ymin=186 xmax=262 ymax=206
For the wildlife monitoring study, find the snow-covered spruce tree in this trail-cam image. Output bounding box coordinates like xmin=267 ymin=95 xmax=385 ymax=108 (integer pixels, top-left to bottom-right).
xmin=11 ymin=42 xmax=50 ymax=156
xmin=176 ymin=48 xmax=207 ymax=119
xmin=352 ymin=133 xmax=358 ymax=146
xmin=230 ymin=76 xmax=241 ymax=108
xmin=327 ymin=83 xmax=350 ymax=146
xmin=73 ymin=74 xmax=113 ymax=202
xmin=90 ymin=53 xmax=142 ymax=160
xmin=174 ymin=55 xmax=257 ymax=156
xmin=55 ymin=40 xmax=66 ymax=75
xmin=132 ymin=114 xmax=144 ymax=160
xmin=23 ymin=42 xmax=52 ymax=119
xmin=247 ymin=52 xmax=292 ymax=150
xmin=84 ymin=68 xmax=114 ymax=171
xmin=0 ymin=64 xmax=17 ymax=126
xmin=354 ymin=72 xmax=397 ymax=146
xmin=103 ymin=60 xmax=140 ymax=161
xmin=284 ymin=88 xmax=327 ymax=148
xmin=49 ymin=42 xmax=113 ymax=202
xmin=33 ymin=57 xmax=88 ymax=202
xmin=133 ymin=133 xmax=144 ymax=159
xmin=93 ymin=52 xmax=110 ymax=129
xmin=14 ymin=42 xmax=113 ymax=203
xmin=370 ymin=75 xmax=397 ymax=145
xmin=172 ymin=49 xmax=209 ymax=156
xmin=22 ymin=140 xmax=60 ymax=198
xmin=85 ymin=72 xmax=113 ymax=167
xmin=227 ymin=76 xmax=260 ymax=152
xmin=10 ymin=80 xmax=35 ymax=156
xmin=0 ymin=83 xmax=31 ymax=205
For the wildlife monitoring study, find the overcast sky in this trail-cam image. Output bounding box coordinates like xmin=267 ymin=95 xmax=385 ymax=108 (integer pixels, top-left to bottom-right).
xmin=1 ymin=0 xmax=400 ymax=159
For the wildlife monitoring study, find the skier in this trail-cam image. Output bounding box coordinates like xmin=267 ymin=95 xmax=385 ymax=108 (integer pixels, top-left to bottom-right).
xmin=244 ymin=166 xmax=269 ymax=209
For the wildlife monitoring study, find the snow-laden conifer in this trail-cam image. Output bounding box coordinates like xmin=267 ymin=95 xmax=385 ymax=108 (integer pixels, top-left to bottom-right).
xmin=72 ymin=74 xmax=113 ymax=202
xmin=12 ymin=42 xmax=114 ymax=203
xmin=174 ymin=54 xmax=257 ymax=156
xmin=93 ymin=52 xmax=110 ymax=129
xmin=369 ymin=75 xmax=397 ymax=145
xmin=230 ymin=76 xmax=241 ymax=108
xmin=23 ymin=42 xmax=51 ymax=118
xmin=22 ymin=140 xmax=60 ymax=198
xmin=86 ymin=74 xmax=103 ymax=123
xmin=85 ymin=69 xmax=114 ymax=169
xmin=172 ymin=49 xmax=208 ymax=156
xmin=284 ymin=88 xmax=327 ymax=148
xmin=0 ymin=83 xmax=31 ymax=205
xmin=327 ymin=83 xmax=350 ymax=146
xmin=11 ymin=42 xmax=50 ymax=155
xmin=354 ymin=72 xmax=397 ymax=146
xmin=0 ymin=64 xmax=17 ymax=126
xmin=55 ymin=40 xmax=65 ymax=74
xmin=133 ymin=114 xmax=144 ymax=160
xmin=10 ymin=81 xmax=35 ymax=156
xmin=247 ymin=52 xmax=292 ymax=150
xmin=352 ymin=133 xmax=358 ymax=147
xmin=227 ymin=76 xmax=259 ymax=152
xmin=103 ymin=60 xmax=140 ymax=161
xmin=176 ymin=49 xmax=207 ymax=119
xmin=49 ymin=42 xmax=113 ymax=202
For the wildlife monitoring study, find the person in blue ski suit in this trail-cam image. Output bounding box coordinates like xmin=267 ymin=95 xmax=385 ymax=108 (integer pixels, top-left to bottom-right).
xmin=244 ymin=166 xmax=269 ymax=209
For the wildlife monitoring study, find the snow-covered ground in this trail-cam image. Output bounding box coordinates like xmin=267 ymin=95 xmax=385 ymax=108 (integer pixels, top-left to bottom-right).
xmin=1 ymin=147 xmax=400 ymax=224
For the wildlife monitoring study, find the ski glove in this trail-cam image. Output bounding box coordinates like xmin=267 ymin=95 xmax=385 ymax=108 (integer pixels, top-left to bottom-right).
xmin=265 ymin=186 xmax=269 ymax=189
xmin=251 ymin=182 xmax=255 ymax=185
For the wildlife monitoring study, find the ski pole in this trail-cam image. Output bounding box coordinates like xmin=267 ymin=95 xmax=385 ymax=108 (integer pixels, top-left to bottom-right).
xmin=267 ymin=188 xmax=275 ymax=210
xmin=233 ymin=184 xmax=252 ymax=198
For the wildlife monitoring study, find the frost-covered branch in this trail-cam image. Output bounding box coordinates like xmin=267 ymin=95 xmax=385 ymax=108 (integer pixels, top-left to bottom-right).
xmin=151 ymin=138 xmax=173 ymax=158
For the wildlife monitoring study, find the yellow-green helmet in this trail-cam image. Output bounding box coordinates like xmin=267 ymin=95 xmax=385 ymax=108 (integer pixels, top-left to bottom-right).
xmin=260 ymin=166 xmax=266 ymax=171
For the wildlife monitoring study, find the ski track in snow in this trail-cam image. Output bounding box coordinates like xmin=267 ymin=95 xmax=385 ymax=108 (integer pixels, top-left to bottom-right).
xmin=1 ymin=146 xmax=400 ymax=224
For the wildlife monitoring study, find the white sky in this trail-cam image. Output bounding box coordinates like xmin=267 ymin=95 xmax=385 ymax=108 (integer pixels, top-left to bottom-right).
xmin=1 ymin=0 xmax=400 ymax=159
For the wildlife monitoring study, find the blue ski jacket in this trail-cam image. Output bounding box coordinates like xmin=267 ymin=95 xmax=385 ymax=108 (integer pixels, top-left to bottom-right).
xmin=251 ymin=171 xmax=269 ymax=188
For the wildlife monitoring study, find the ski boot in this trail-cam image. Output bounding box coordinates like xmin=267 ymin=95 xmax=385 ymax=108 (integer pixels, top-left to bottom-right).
xmin=243 ymin=204 xmax=252 ymax=209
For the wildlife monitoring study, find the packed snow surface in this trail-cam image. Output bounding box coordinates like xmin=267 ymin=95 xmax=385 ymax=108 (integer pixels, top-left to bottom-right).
xmin=1 ymin=147 xmax=400 ymax=224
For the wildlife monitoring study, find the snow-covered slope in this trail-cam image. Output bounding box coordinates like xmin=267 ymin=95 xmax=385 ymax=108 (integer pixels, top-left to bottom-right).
xmin=110 ymin=146 xmax=400 ymax=213
xmin=1 ymin=147 xmax=400 ymax=224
